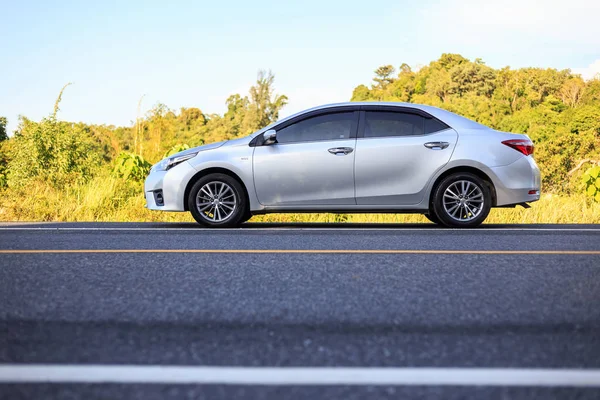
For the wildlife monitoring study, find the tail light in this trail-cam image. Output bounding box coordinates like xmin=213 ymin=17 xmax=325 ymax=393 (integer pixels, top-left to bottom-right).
xmin=502 ymin=139 xmax=534 ymax=156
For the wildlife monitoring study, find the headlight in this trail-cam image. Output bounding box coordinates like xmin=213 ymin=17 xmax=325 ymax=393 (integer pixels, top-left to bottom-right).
xmin=152 ymin=152 xmax=199 ymax=172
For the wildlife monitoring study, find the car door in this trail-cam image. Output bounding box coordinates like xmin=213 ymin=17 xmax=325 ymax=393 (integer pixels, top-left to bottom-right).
xmin=253 ymin=110 xmax=359 ymax=206
xmin=354 ymin=108 xmax=458 ymax=205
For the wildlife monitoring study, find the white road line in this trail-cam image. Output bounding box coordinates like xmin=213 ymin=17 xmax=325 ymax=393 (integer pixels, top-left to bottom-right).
xmin=0 ymin=227 xmax=599 ymax=232
xmin=1 ymin=365 xmax=600 ymax=387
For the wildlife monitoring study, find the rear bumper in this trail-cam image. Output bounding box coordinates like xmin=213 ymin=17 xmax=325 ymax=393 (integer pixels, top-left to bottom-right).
xmin=490 ymin=156 xmax=541 ymax=206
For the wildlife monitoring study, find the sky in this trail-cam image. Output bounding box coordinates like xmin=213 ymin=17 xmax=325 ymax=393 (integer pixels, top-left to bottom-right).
xmin=1 ymin=0 xmax=599 ymax=135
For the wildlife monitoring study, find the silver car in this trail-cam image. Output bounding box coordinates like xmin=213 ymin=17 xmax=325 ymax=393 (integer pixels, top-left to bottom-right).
xmin=145 ymin=102 xmax=541 ymax=228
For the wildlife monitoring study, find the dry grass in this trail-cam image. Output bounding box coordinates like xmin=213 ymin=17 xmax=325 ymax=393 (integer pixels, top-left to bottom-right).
xmin=254 ymin=193 xmax=600 ymax=224
xmin=1 ymin=176 xmax=598 ymax=225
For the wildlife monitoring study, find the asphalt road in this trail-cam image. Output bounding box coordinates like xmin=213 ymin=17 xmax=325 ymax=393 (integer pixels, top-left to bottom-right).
xmin=1 ymin=222 xmax=600 ymax=399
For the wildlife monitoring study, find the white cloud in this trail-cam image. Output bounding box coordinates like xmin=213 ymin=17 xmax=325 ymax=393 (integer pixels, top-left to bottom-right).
xmin=572 ymin=59 xmax=600 ymax=80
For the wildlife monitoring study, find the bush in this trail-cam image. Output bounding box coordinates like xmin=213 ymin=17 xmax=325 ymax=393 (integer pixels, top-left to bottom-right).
xmin=8 ymin=116 xmax=103 ymax=187
xmin=113 ymin=152 xmax=152 ymax=181
xmin=582 ymin=165 xmax=600 ymax=202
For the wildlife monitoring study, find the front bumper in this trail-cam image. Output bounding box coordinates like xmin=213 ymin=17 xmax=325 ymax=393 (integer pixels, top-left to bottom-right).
xmin=490 ymin=156 xmax=541 ymax=206
xmin=144 ymin=161 xmax=198 ymax=211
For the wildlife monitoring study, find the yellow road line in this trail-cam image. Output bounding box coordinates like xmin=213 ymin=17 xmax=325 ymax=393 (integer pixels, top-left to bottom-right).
xmin=0 ymin=249 xmax=599 ymax=255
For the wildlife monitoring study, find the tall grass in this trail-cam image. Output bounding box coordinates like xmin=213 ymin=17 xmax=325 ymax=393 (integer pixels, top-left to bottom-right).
xmin=254 ymin=194 xmax=600 ymax=224
xmin=1 ymin=176 xmax=598 ymax=224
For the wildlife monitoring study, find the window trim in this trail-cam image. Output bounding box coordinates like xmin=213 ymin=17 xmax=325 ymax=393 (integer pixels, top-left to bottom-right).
xmin=357 ymin=106 xmax=450 ymax=139
xmin=251 ymin=107 xmax=360 ymax=146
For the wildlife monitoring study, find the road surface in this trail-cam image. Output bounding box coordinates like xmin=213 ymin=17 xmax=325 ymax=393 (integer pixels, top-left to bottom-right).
xmin=1 ymin=222 xmax=600 ymax=399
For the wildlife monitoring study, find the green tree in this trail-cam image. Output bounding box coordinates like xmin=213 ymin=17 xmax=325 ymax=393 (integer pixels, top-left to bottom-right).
xmin=178 ymin=107 xmax=206 ymax=128
xmin=373 ymin=65 xmax=396 ymax=91
xmin=243 ymin=70 xmax=288 ymax=134
xmin=0 ymin=117 xmax=7 ymax=141
xmin=427 ymin=68 xmax=452 ymax=102
xmin=351 ymin=84 xmax=371 ymax=101
xmin=0 ymin=118 xmax=8 ymax=187
xmin=581 ymin=79 xmax=600 ymax=105
xmin=448 ymin=62 xmax=496 ymax=98
xmin=435 ymin=53 xmax=468 ymax=70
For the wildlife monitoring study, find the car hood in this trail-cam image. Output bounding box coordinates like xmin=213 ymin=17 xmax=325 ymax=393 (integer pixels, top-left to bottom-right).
xmin=168 ymin=141 xmax=227 ymax=159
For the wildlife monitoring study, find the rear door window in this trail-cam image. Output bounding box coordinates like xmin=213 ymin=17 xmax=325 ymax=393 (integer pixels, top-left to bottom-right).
xmin=363 ymin=111 xmax=449 ymax=137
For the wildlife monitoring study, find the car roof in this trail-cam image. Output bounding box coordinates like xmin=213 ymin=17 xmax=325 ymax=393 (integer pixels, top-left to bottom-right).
xmin=253 ymin=102 xmax=489 ymax=137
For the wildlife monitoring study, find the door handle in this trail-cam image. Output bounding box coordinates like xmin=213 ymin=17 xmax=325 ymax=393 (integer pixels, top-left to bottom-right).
xmin=424 ymin=141 xmax=450 ymax=150
xmin=328 ymin=147 xmax=354 ymax=155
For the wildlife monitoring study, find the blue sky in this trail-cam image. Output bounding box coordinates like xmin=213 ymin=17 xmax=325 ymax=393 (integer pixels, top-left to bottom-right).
xmin=1 ymin=0 xmax=599 ymax=135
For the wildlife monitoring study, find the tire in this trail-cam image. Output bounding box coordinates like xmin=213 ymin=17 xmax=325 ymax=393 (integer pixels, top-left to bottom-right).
xmin=432 ymin=172 xmax=492 ymax=228
xmin=424 ymin=212 xmax=441 ymax=225
xmin=240 ymin=210 xmax=253 ymax=224
xmin=187 ymin=173 xmax=248 ymax=228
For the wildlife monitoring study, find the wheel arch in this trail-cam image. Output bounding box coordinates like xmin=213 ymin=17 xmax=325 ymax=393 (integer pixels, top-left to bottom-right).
xmin=429 ymin=165 xmax=497 ymax=207
xmin=183 ymin=167 xmax=250 ymax=211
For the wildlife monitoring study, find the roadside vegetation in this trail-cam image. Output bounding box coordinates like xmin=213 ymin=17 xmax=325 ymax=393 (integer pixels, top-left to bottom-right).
xmin=1 ymin=55 xmax=599 ymax=224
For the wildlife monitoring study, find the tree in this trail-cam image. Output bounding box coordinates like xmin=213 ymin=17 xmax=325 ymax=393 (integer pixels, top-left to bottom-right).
xmin=494 ymin=67 xmax=526 ymax=114
xmin=448 ymin=62 xmax=496 ymax=98
xmin=179 ymin=107 xmax=206 ymax=127
xmin=0 ymin=117 xmax=8 ymax=187
xmin=373 ymin=65 xmax=396 ymax=89
xmin=581 ymin=78 xmax=600 ymax=105
xmin=0 ymin=117 xmax=7 ymax=141
xmin=351 ymin=84 xmax=371 ymax=101
xmin=146 ymin=103 xmax=171 ymax=159
xmin=560 ymin=78 xmax=585 ymax=107
xmin=427 ymin=68 xmax=452 ymax=102
xmin=245 ymin=70 xmax=288 ymax=132
xmin=436 ymin=53 xmax=468 ymax=70
xmin=399 ymin=63 xmax=412 ymax=74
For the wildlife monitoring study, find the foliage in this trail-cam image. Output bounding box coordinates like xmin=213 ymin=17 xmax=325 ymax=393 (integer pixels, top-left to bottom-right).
xmin=2 ymin=61 xmax=600 ymax=223
xmin=0 ymin=116 xmax=7 ymax=142
xmin=7 ymin=115 xmax=103 ymax=187
xmin=0 ymin=117 xmax=8 ymax=187
xmin=163 ymin=144 xmax=190 ymax=158
xmin=352 ymin=53 xmax=600 ymax=193
xmin=113 ymin=152 xmax=152 ymax=181
xmin=582 ymin=166 xmax=600 ymax=202
xmin=105 ymin=71 xmax=286 ymax=163
xmin=0 ymin=143 xmax=8 ymax=188
xmin=200 ymin=71 xmax=287 ymax=145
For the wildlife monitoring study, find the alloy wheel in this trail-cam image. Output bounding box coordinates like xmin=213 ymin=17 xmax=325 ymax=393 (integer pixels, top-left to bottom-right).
xmin=196 ymin=181 xmax=237 ymax=222
xmin=442 ymin=180 xmax=484 ymax=222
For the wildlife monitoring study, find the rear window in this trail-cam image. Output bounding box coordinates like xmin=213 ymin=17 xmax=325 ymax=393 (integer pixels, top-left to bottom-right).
xmin=364 ymin=111 xmax=449 ymax=137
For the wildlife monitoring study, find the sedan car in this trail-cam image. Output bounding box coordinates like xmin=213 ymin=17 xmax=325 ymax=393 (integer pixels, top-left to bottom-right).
xmin=145 ymin=102 xmax=541 ymax=228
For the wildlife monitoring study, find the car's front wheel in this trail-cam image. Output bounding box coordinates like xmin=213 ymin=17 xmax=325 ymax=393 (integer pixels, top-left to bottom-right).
xmin=424 ymin=212 xmax=441 ymax=225
xmin=431 ymin=172 xmax=492 ymax=228
xmin=188 ymin=173 xmax=248 ymax=228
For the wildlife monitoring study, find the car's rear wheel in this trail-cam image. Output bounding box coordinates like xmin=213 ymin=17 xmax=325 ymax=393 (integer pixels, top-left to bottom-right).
xmin=188 ymin=173 xmax=248 ymax=228
xmin=432 ymin=172 xmax=491 ymax=228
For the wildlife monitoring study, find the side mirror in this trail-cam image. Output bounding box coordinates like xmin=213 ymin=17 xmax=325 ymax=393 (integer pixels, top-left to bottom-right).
xmin=262 ymin=129 xmax=277 ymax=146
